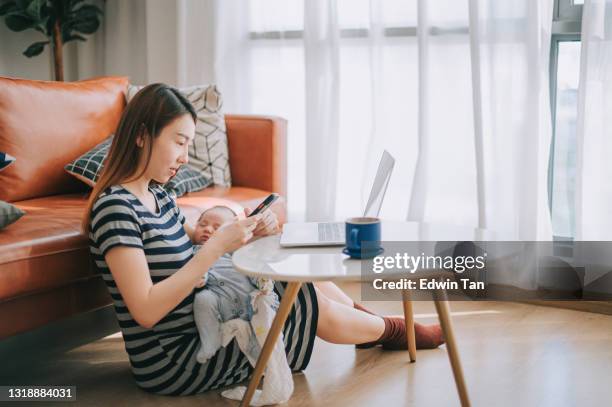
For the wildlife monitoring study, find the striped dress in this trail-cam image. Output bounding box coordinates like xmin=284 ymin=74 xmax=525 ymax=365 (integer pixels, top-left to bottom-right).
xmin=88 ymin=184 xmax=319 ymax=395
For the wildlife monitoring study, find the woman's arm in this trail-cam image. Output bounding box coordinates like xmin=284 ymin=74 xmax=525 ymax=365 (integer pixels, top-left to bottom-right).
xmin=105 ymin=242 xmax=223 ymax=329
xmin=183 ymin=221 xmax=196 ymax=244
xmin=105 ymin=216 xmax=260 ymax=329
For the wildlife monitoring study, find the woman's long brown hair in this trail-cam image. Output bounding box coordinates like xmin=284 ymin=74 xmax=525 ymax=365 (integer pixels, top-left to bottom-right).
xmin=81 ymin=83 xmax=197 ymax=235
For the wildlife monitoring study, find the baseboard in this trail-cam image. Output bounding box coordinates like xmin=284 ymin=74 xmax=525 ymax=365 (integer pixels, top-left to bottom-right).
xmin=522 ymin=300 xmax=612 ymax=315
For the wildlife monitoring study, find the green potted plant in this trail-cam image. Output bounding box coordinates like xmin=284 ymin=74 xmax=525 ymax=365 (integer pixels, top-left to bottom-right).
xmin=0 ymin=0 xmax=103 ymax=81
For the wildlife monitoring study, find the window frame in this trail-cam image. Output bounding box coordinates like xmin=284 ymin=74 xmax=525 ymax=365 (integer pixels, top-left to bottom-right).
xmin=548 ymin=0 xmax=582 ymax=243
xmin=248 ymin=26 xmax=472 ymax=40
xmin=556 ymin=0 xmax=584 ymax=21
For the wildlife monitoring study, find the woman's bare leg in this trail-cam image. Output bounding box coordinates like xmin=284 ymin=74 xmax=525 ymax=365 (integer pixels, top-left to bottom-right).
xmin=312 ymin=281 xmax=356 ymax=307
xmin=314 ymin=281 xmax=380 ymax=317
xmin=315 ymin=287 xmax=385 ymax=344
xmin=314 ymin=287 xmax=444 ymax=349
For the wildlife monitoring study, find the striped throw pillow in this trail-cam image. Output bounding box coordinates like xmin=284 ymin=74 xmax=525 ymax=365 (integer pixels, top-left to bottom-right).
xmin=126 ymin=84 xmax=231 ymax=187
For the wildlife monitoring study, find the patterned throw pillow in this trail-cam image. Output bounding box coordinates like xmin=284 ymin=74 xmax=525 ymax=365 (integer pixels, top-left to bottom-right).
xmin=126 ymin=84 xmax=231 ymax=187
xmin=0 ymin=200 xmax=24 ymax=229
xmin=0 ymin=152 xmax=15 ymax=171
xmin=64 ymin=136 xmax=113 ymax=187
xmin=163 ymin=165 xmax=212 ymax=199
xmin=64 ymin=135 xmax=211 ymax=197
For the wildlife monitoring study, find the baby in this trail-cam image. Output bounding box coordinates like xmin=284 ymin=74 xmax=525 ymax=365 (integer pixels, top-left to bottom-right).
xmin=193 ymin=205 xmax=236 ymax=288
xmin=193 ymin=205 xmax=236 ymax=246
xmin=192 ymin=206 xmax=277 ymax=364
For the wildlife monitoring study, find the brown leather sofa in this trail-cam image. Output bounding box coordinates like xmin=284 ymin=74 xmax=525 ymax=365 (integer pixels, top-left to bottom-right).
xmin=0 ymin=76 xmax=287 ymax=342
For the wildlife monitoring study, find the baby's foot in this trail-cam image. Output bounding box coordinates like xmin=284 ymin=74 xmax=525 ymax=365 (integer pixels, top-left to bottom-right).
xmin=196 ymin=348 xmax=214 ymax=364
xmin=196 ymin=342 xmax=218 ymax=364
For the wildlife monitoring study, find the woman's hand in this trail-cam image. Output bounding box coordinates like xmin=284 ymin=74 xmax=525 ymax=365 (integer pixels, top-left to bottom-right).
xmin=244 ymin=207 xmax=280 ymax=237
xmin=205 ymin=216 xmax=260 ymax=255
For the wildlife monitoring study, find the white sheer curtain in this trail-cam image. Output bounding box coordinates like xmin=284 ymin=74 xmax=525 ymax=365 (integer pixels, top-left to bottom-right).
xmin=304 ymin=0 xmax=341 ymax=221
xmin=214 ymin=0 xmax=554 ymax=242
xmin=215 ymin=0 xmax=421 ymax=222
xmin=575 ymin=0 xmax=612 ymax=241
xmin=69 ymin=0 xmax=152 ymax=83
xmin=470 ymin=0 xmax=554 ymax=240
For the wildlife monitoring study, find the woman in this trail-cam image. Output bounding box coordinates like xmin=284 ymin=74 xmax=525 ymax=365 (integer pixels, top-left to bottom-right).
xmin=83 ymin=84 xmax=443 ymax=396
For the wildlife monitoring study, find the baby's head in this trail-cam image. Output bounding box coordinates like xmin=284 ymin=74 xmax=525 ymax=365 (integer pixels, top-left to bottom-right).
xmin=194 ymin=205 xmax=237 ymax=244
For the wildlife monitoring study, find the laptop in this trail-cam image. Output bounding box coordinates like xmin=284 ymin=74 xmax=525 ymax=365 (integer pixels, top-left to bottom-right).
xmin=280 ymin=150 xmax=395 ymax=247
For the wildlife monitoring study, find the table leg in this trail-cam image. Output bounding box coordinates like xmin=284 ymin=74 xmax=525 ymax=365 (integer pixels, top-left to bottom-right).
xmin=401 ymin=289 xmax=417 ymax=362
xmin=240 ymin=281 xmax=302 ymax=407
xmin=433 ymin=289 xmax=470 ymax=407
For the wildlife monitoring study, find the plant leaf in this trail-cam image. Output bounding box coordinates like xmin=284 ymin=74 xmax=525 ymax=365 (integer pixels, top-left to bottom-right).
xmin=5 ymin=12 xmax=36 ymax=31
xmin=50 ymin=0 xmax=67 ymax=20
xmin=70 ymin=4 xmax=103 ymax=17
xmin=44 ymin=7 xmax=55 ymax=36
xmin=62 ymin=32 xmax=85 ymax=43
xmin=25 ymin=0 xmax=44 ymax=20
xmin=68 ymin=0 xmax=85 ymax=9
xmin=71 ymin=18 xmax=99 ymax=34
xmin=23 ymin=40 xmax=48 ymax=57
xmin=0 ymin=1 xmax=17 ymax=17
xmin=14 ymin=0 xmax=31 ymax=10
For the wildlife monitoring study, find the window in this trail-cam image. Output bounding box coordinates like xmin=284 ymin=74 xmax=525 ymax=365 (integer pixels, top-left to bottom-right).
xmin=246 ymin=0 xmax=423 ymax=221
xmin=549 ymin=0 xmax=583 ymax=239
xmin=246 ymin=0 xmax=473 ymax=222
xmin=244 ymin=0 xmax=582 ymax=228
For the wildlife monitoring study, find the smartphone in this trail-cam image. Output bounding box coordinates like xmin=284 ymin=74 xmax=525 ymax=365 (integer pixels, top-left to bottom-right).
xmin=248 ymin=193 xmax=280 ymax=217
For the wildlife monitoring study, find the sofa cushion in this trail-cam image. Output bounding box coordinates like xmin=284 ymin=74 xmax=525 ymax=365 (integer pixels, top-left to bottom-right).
xmin=0 ymin=187 xmax=285 ymax=302
xmin=0 ymin=76 xmax=128 ymax=202
xmin=0 ymin=193 xmax=94 ymax=302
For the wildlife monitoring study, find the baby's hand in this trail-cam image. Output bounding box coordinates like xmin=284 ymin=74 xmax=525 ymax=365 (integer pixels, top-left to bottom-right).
xmin=195 ymin=276 xmax=206 ymax=288
xmin=243 ymin=207 xmax=279 ymax=237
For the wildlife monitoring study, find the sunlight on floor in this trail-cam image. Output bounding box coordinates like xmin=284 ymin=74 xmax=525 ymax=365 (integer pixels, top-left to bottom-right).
xmin=415 ymin=310 xmax=502 ymax=318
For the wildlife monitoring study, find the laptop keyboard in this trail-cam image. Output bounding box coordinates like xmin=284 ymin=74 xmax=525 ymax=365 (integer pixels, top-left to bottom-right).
xmin=318 ymin=222 xmax=344 ymax=242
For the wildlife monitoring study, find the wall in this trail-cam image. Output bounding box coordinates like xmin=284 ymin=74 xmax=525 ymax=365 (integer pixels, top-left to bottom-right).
xmin=0 ymin=21 xmax=60 ymax=81
xmin=0 ymin=0 xmax=216 ymax=86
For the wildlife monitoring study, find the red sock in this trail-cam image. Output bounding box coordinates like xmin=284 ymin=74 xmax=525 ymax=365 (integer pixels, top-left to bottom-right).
xmin=356 ymin=317 xmax=445 ymax=350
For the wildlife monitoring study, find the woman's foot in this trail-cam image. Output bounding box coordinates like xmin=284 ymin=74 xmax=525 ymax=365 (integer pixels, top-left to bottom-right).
xmin=356 ymin=317 xmax=445 ymax=350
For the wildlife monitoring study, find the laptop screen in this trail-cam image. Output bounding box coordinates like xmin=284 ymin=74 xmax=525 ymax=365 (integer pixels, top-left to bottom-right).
xmin=363 ymin=150 xmax=395 ymax=217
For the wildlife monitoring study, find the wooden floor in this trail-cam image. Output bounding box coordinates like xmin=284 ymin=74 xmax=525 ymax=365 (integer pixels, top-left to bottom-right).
xmin=3 ymin=282 xmax=612 ymax=407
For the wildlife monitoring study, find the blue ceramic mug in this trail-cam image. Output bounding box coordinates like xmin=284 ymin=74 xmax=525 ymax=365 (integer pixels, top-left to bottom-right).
xmin=344 ymin=217 xmax=382 ymax=259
